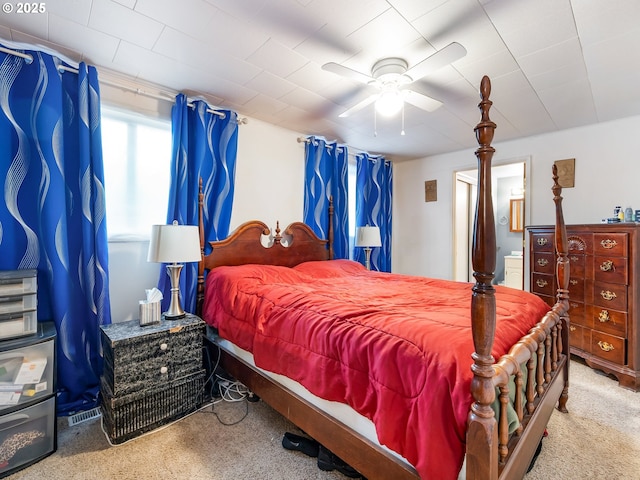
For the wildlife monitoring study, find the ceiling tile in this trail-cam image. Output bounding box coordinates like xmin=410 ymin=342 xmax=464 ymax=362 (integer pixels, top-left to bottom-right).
xmin=572 ymin=0 xmax=640 ymax=46
xmin=48 ymin=15 xmax=120 ymax=66
xmin=486 ymin=0 xmax=577 ymax=57
xmin=538 ymin=79 xmax=598 ymax=129
xmin=88 ymin=0 xmax=164 ymax=50
xmin=388 ymin=0 xmax=449 ymax=22
xmin=135 ymin=0 xmax=218 ymax=34
xmin=46 ymin=0 xmax=92 ymax=25
xmin=246 ymin=38 xmax=309 ymax=78
xmin=153 ymin=27 xmax=261 ymax=85
xmin=245 ymin=71 xmax=297 ymax=99
xmin=197 ymin=9 xmax=271 ymax=60
xmin=242 ymin=93 xmax=289 ymax=116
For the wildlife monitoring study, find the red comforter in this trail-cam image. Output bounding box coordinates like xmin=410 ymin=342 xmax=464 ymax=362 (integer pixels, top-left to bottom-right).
xmin=202 ymin=259 xmax=550 ymax=479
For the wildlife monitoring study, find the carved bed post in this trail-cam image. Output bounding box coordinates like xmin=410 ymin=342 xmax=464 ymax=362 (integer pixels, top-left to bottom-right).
xmin=467 ymin=75 xmax=498 ymax=480
xmin=552 ymin=165 xmax=570 ymax=412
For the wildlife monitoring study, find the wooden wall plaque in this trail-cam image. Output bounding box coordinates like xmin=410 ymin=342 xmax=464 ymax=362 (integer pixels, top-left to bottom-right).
xmin=425 ymin=180 xmax=437 ymax=202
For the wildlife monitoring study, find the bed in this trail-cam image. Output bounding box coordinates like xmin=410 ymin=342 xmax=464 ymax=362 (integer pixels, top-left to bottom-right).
xmin=195 ymin=76 xmax=571 ymax=480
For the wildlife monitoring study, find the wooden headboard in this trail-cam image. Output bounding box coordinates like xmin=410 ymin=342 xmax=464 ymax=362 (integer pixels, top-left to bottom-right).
xmin=195 ymin=192 xmax=334 ymax=314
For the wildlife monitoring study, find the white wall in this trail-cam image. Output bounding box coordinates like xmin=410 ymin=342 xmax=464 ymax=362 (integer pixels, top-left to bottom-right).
xmin=231 ymin=118 xmax=306 ymax=230
xmin=393 ymin=114 xmax=640 ymax=280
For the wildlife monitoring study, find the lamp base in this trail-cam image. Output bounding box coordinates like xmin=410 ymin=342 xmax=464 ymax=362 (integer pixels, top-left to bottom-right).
xmin=364 ymin=247 xmax=372 ymax=270
xmin=164 ymin=263 xmax=187 ymax=320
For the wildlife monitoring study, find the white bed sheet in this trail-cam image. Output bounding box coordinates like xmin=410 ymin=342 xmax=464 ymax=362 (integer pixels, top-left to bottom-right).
xmin=213 ymin=333 xmax=466 ymax=480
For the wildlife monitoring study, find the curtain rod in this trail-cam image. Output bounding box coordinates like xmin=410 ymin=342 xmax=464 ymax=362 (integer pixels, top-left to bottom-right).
xmin=2 ymin=45 xmax=247 ymax=123
xmin=297 ymin=136 xmax=385 ymax=159
xmin=58 ymin=65 xmax=230 ymax=119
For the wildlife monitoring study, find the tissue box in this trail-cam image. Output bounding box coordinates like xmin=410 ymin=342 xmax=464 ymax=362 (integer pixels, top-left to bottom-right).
xmin=139 ymin=301 xmax=161 ymax=326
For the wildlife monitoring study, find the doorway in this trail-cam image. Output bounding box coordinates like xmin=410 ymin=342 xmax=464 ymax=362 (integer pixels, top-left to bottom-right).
xmin=453 ymin=158 xmax=529 ymax=287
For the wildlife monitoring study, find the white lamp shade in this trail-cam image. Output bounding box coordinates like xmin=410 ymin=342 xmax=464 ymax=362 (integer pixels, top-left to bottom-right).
xmin=356 ymin=226 xmax=382 ymax=248
xmin=147 ymin=223 xmax=201 ymax=263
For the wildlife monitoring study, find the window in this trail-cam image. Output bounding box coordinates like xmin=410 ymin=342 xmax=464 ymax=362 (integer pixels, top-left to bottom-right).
xmin=102 ymin=107 xmax=172 ymax=240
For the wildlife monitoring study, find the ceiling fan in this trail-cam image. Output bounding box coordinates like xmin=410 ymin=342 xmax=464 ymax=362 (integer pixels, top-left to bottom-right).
xmin=322 ymin=42 xmax=466 ymax=118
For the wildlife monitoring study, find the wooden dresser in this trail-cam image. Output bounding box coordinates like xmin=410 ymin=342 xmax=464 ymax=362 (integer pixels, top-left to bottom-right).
xmin=528 ymin=224 xmax=639 ymax=391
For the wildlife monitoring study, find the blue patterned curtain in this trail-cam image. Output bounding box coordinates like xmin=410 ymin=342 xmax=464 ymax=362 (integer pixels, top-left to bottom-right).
xmin=303 ymin=136 xmax=349 ymax=259
xmin=158 ymin=94 xmax=238 ymax=313
xmin=0 ymin=46 xmax=110 ymax=415
xmin=355 ymin=153 xmax=393 ymax=272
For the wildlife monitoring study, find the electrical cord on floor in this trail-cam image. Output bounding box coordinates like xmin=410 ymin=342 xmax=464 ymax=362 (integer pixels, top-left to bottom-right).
xmin=202 ymin=341 xmax=222 ymax=400
xmin=200 ymin=339 xmax=252 ymax=426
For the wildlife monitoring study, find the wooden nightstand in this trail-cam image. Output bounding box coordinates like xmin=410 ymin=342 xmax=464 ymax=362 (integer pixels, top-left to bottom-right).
xmin=100 ymin=314 xmax=205 ymax=444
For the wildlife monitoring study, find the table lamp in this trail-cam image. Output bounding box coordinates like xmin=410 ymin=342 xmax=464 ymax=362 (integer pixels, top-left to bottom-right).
xmin=147 ymin=221 xmax=202 ymax=319
xmin=356 ymin=225 xmax=381 ymax=270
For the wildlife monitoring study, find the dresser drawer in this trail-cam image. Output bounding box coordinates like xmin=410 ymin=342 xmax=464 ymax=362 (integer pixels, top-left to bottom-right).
xmin=568 ymin=301 xmax=586 ymax=326
xmin=567 ymin=254 xmax=585 ymax=277
xmin=594 ymin=233 xmax=628 ymax=257
xmin=592 ymin=282 xmax=627 ymax=312
xmin=0 ymin=396 xmax=56 ymax=476
xmin=532 ymin=273 xmax=555 ymax=296
xmin=567 ymin=277 xmax=585 ymax=302
xmin=590 ymin=331 xmax=625 ymax=365
xmin=587 ymin=306 xmax=627 ymax=337
xmin=532 ymin=252 xmax=554 ymax=274
xmin=531 ymin=233 xmax=554 ymax=252
xmin=101 ymin=316 xmax=204 ymax=397
xmin=594 ymin=255 xmax=628 ymax=285
xmin=568 ymin=323 xmax=588 ymax=351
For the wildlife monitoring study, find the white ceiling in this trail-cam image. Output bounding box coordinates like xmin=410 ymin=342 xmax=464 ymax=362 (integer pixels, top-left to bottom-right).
xmin=0 ymin=0 xmax=639 ymax=161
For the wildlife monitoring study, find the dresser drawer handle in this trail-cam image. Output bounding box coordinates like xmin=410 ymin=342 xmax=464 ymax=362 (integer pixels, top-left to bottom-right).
xmin=600 ymin=239 xmax=617 ymax=249
xmin=537 ymin=258 xmax=549 ymax=267
xmin=537 ymin=238 xmax=548 ymax=246
xmin=600 ymin=290 xmax=617 ymax=301
xmin=569 ymin=325 xmax=576 ymax=332
xmin=569 ymin=256 xmax=580 ymax=262
xmin=598 ymin=310 xmax=610 ymax=323
xmin=160 ymin=366 xmax=168 ymax=374
xmin=570 ymin=279 xmax=578 ymax=285
xmin=536 ymin=279 xmax=548 ymax=288
xmin=160 ymin=343 xmax=168 ymax=351
xmin=597 ymin=341 xmax=615 ymax=352
xmin=599 ymin=260 xmax=614 ymax=272
xmin=570 ymin=302 xmax=579 ymax=309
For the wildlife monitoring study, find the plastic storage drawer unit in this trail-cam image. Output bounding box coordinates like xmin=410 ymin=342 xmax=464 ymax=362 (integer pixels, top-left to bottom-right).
xmin=0 ymin=270 xmax=37 ymax=341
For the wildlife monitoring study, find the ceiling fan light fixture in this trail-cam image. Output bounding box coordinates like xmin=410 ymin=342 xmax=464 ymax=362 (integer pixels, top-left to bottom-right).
xmin=375 ymin=89 xmax=404 ymax=117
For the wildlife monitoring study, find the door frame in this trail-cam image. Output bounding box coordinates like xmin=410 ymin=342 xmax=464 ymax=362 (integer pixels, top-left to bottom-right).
xmin=452 ymin=156 xmax=531 ymax=284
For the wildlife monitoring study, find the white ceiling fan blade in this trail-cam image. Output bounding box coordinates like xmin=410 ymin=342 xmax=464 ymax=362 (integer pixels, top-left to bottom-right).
xmin=322 ymin=62 xmax=374 ymax=85
xmin=339 ymin=94 xmax=379 ymax=118
xmin=405 ymin=42 xmax=467 ymax=82
xmin=402 ymin=90 xmax=443 ymax=112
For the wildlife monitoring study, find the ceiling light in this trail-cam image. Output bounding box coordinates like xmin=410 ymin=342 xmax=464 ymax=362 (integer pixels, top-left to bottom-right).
xmin=375 ymin=89 xmax=403 ymax=117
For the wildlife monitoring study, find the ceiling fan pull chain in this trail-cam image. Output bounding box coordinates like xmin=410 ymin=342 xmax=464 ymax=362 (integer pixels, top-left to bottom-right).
xmin=401 ymin=103 xmax=406 ymax=136
xmin=374 ymin=108 xmax=377 ymax=137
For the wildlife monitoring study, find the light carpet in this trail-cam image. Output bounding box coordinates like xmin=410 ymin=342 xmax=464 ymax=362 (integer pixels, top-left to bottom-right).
xmin=6 ymin=359 xmax=639 ymax=480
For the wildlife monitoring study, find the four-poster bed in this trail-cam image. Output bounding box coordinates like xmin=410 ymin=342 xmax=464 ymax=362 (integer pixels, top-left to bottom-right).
xmin=195 ymin=76 xmax=570 ymax=479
